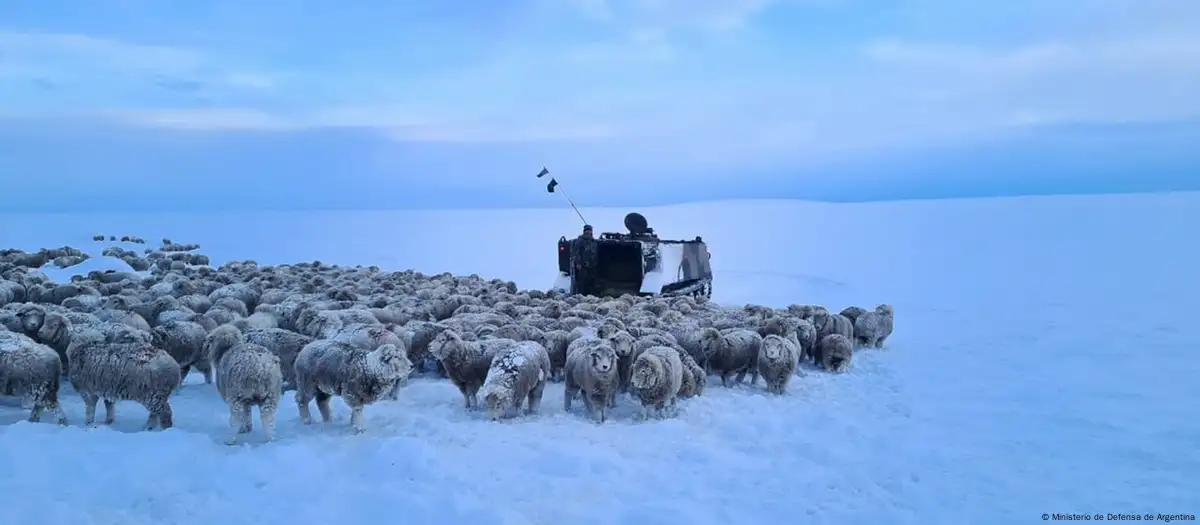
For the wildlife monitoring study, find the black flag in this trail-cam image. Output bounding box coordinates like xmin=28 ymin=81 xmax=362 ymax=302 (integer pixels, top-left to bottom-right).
xmin=546 ymin=177 xmax=558 ymax=193
xmin=536 ymin=166 xmax=550 ymax=178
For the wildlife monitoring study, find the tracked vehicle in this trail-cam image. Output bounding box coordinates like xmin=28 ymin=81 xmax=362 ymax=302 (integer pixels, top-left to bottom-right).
xmin=551 ymin=213 xmax=712 ymax=299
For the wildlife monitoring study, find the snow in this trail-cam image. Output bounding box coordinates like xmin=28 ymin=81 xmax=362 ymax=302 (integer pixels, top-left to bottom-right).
xmin=2 ymin=192 xmax=1199 ymax=524
xmin=33 ymin=240 xmax=150 ymax=284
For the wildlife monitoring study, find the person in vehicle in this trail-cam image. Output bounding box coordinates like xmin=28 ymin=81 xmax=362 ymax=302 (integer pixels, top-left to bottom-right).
xmin=569 ymin=224 xmax=599 ymax=295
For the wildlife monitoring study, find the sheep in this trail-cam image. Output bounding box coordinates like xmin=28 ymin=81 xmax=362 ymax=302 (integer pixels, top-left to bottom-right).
xmin=489 ymin=323 xmax=545 ymax=344
xmin=395 ymin=321 xmax=449 ymax=373
xmin=812 ymin=311 xmax=854 ymax=344
xmin=673 ymin=326 xmax=718 ymax=373
xmin=427 ymin=329 xmax=508 ymax=410
xmin=210 ymin=331 xmax=282 ymax=445
xmin=757 ymin=334 xmax=800 ymax=394
xmin=563 ymin=338 xmax=620 ymax=423
xmin=0 ymin=331 xmax=68 ymax=425
xmin=838 ymin=306 xmax=867 ymax=325
xmin=628 ymin=346 xmax=683 ymax=420
xmin=540 ymin=329 xmax=572 ymax=381
xmin=853 ymin=304 xmax=894 ymax=348
xmin=479 ymin=341 xmax=552 ymax=421
xmin=66 ymin=330 xmax=180 ymax=430
xmin=150 ymin=320 xmax=208 ymax=388
xmin=703 ymin=328 xmax=763 ymax=387
xmin=294 ymin=340 xmax=413 ymax=433
xmin=814 ymin=334 xmax=853 ymax=373
xmin=242 ymin=328 xmax=314 ymax=391
xmin=36 ymin=312 xmax=150 ymax=371
xmin=673 ymin=346 xmax=706 ymax=398
xmin=230 ymin=311 xmax=279 ymax=332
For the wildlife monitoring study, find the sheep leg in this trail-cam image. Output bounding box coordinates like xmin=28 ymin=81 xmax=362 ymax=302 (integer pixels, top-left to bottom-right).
xmin=28 ymin=403 xmax=43 ymax=423
xmin=526 ymin=382 xmax=545 ymax=415
xmin=236 ymin=401 xmax=253 ymax=433
xmin=315 ymin=391 xmax=333 ymax=423
xmin=719 ymin=372 xmax=731 ymax=388
xmin=201 ymin=368 xmax=213 ymax=384
xmin=749 ymin=367 xmax=760 ymax=386
xmin=875 ymin=336 xmax=888 ymax=348
xmin=260 ymin=400 xmax=278 ymax=442
xmin=178 ymin=364 xmax=192 ymax=389
xmin=295 ymin=388 xmax=314 ymax=424
xmin=348 ymin=402 xmax=366 ymax=434
xmin=82 ymin=393 xmax=99 ymax=426
xmin=734 ymin=368 xmax=749 ymax=385
xmin=564 ymin=384 xmax=578 ymax=412
xmin=103 ymin=399 xmax=117 ymax=425
xmin=146 ymin=398 xmax=173 ymax=430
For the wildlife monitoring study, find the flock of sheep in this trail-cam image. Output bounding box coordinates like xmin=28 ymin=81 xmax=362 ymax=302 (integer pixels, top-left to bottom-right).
xmin=0 ymin=237 xmax=895 ymax=445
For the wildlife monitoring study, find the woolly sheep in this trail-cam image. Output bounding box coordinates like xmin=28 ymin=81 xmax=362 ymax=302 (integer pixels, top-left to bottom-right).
xmin=839 ymin=306 xmax=867 ymax=325
xmin=672 ymin=325 xmax=718 ymax=373
xmin=489 ymin=323 xmax=545 ymax=344
xmin=672 ymin=346 xmax=706 ymax=398
xmin=294 ymin=340 xmax=412 ymax=433
xmin=427 ymin=330 xmax=509 ymax=410
xmin=0 ymin=331 xmax=68 ymax=425
xmin=92 ymin=308 xmax=152 ymax=332
xmin=814 ymin=333 xmax=853 ymax=373
xmin=242 ymin=327 xmax=314 ymax=391
xmin=628 ymin=346 xmax=683 ymax=420
xmin=540 ymin=329 xmax=572 ymax=381
xmin=704 ymin=328 xmax=763 ymax=387
xmin=67 ymin=330 xmax=180 ymax=430
xmin=757 ymin=334 xmax=800 ymax=395
xmin=150 ymin=320 xmax=208 ymax=388
xmin=812 ymin=311 xmax=854 ymax=346
xmin=211 ymin=335 xmax=283 ymax=445
xmin=853 ymin=304 xmax=894 ymax=348
xmin=479 ymin=341 xmax=552 ymax=421
xmin=231 ymin=311 xmax=280 ymax=332
xmin=396 ymin=321 xmax=450 ymax=373
xmin=563 ymin=339 xmax=620 ymax=423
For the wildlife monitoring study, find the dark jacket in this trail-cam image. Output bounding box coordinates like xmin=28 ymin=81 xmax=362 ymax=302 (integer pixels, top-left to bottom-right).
xmin=569 ymin=235 xmax=598 ymax=271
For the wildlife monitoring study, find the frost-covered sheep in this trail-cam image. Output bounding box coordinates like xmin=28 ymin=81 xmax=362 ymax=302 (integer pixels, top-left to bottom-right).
xmin=540 ymin=329 xmax=571 ymax=381
xmin=243 ymin=328 xmax=314 ymax=391
xmin=210 ymin=334 xmax=282 ymax=445
xmin=150 ymin=320 xmax=208 ymax=388
xmin=395 ymin=321 xmax=449 ymax=373
xmin=294 ymin=340 xmax=412 ymax=433
xmin=673 ymin=326 xmax=718 ymax=373
xmin=489 ymin=323 xmax=545 ymax=344
xmin=67 ymin=330 xmax=180 ymax=429
xmin=479 ymin=341 xmax=551 ymax=421
xmin=0 ymin=331 xmax=68 ymax=425
xmin=563 ymin=339 xmax=620 ymax=423
xmin=673 ymin=346 xmax=706 ymax=398
xmin=838 ymin=306 xmax=867 ymax=325
xmin=628 ymin=346 xmax=683 ymax=420
xmin=231 ymin=311 xmax=279 ymax=332
xmin=852 ymin=304 xmax=894 ymax=348
xmin=703 ymin=328 xmax=763 ymax=387
xmin=814 ymin=333 xmax=853 ymax=373
xmin=757 ymin=334 xmax=800 ymax=394
xmin=812 ymin=311 xmax=854 ymax=344
xmin=427 ymin=330 xmax=508 ymax=410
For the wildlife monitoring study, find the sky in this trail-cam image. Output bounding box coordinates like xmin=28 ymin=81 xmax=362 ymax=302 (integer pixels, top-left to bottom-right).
xmin=1 ymin=0 xmax=1199 ymax=211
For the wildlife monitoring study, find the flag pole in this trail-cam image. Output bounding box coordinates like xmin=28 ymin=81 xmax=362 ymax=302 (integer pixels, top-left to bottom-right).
xmin=537 ymin=166 xmax=588 ymax=225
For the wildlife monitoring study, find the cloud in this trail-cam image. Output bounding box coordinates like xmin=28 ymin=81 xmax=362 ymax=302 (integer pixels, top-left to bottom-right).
xmin=3 ymin=0 xmax=1199 ymax=173
xmin=0 ymin=30 xmax=275 ymax=109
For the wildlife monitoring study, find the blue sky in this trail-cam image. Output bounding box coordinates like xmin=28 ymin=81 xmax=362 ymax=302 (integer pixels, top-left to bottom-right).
xmin=1 ymin=0 xmax=1199 ymax=211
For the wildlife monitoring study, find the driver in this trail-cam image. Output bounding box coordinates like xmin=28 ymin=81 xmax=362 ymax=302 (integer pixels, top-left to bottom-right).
xmin=569 ymin=224 xmax=599 ymax=295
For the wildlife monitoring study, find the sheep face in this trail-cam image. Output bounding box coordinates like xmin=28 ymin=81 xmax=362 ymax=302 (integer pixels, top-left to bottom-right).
xmin=17 ymin=305 xmax=45 ymax=334
xmin=876 ymin=304 xmax=894 ymax=317
xmin=428 ymin=330 xmax=461 ymax=361
xmin=483 ymin=389 xmax=511 ymax=421
xmin=630 ymin=356 xmax=662 ymax=390
xmin=589 ymin=347 xmax=616 ymax=375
